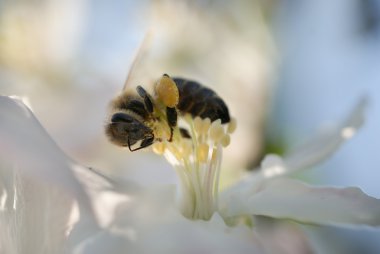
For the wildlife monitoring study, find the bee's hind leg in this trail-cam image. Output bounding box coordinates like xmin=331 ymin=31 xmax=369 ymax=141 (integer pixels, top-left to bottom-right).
xmin=166 ymin=107 xmax=177 ymax=142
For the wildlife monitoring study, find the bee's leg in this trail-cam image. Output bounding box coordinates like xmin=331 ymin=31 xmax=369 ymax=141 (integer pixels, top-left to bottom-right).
xmin=127 ymin=137 xmax=134 ymax=152
xmin=140 ymin=136 xmax=155 ymax=148
xmin=166 ymin=107 xmax=177 ymax=142
xmin=128 ymin=135 xmax=154 ymax=152
xmin=136 ymin=85 xmax=153 ymax=113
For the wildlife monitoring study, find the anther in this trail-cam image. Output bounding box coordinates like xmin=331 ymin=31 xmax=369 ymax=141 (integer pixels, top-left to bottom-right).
xmin=167 ymin=145 xmax=182 ymax=161
xmin=227 ymin=117 xmax=237 ymax=134
xmin=152 ymin=142 xmax=166 ymax=155
xmin=221 ymin=134 xmax=230 ymax=147
xmin=198 ymin=143 xmax=209 ymax=163
xmin=200 ymin=118 xmax=211 ymax=134
xmin=193 ymin=116 xmax=203 ymax=134
xmin=210 ymin=119 xmax=224 ymax=142
xmin=180 ymin=139 xmax=193 ymax=157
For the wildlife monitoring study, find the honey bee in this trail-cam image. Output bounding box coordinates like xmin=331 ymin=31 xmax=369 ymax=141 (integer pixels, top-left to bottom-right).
xmin=105 ymin=74 xmax=230 ymax=151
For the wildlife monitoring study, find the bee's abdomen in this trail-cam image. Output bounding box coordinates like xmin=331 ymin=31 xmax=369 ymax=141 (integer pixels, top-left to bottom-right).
xmin=173 ymin=78 xmax=230 ymax=124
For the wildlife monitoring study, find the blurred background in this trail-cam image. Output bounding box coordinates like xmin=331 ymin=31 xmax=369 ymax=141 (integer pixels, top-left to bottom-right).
xmin=0 ymin=0 xmax=379 ymax=253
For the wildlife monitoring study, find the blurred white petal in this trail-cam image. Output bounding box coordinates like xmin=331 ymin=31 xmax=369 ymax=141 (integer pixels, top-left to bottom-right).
xmin=66 ymin=165 xmax=134 ymax=250
xmin=260 ymin=154 xmax=286 ymax=178
xmin=75 ymin=186 xmax=265 ymax=254
xmin=220 ymin=97 xmax=380 ymax=229
xmin=0 ymin=96 xmax=92 ymax=210
xmin=0 ymin=166 xmax=74 ymax=254
xmin=254 ymin=218 xmax=314 ymax=254
xmin=244 ymin=97 xmax=367 ymax=182
xmin=0 ymin=96 xmax=101 ymax=253
xmin=224 ymin=178 xmax=380 ymax=226
xmin=221 ymin=97 xmax=368 ymax=212
xmin=280 ymin=97 xmax=367 ymax=176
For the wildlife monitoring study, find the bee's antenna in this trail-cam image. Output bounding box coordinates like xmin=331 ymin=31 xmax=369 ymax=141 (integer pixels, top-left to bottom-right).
xmin=123 ymin=31 xmax=153 ymax=90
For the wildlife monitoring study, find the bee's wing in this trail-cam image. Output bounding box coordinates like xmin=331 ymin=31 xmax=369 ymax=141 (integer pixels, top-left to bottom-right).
xmin=123 ymin=32 xmax=153 ymax=91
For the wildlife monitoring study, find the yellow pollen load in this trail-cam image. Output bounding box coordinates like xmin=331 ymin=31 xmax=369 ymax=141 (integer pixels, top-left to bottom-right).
xmin=155 ymin=74 xmax=179 ymax=108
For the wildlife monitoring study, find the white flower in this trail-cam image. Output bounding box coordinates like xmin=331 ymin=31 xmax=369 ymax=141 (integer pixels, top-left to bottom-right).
xmin=0 ymin=95 xmax=379 ymax=254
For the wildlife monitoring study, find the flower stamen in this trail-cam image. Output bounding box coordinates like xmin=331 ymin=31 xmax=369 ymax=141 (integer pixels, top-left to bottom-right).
xmin=153 ymin=114 xmax=236 ymax=220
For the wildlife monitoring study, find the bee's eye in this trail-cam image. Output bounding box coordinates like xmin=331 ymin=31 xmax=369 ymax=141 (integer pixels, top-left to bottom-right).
xmin=111 ymin=113 xmax=133 ymax=123
xmin=155 ymin=74 xmax=179 ymax=108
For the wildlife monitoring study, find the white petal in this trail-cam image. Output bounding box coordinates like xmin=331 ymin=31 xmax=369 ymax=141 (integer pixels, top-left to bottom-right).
xmin=74 ymin=186 xmax=266 ymax=254
xmin=224 ymin=178 xmax=380 ymax=226
xmin=0 ymin=96 xmax=101 ymax=253
xmin=66 ymin=165 xmax=135 ymax=249
xmin=0 ymin=167 xmax=75 ymax=254
xmin=260 ymin=154 xmax=287 ymax=178
xmin=254 ymin=217 xmax=315 ymax=254
xmin=249 ymin=97 xmax=366 ymax=180
xmin=220 ymin=98 xmax=368 ymax=217
xmin=281 ymin=97 xmax=367 ymax=176
xmin=0 ymin=96 xmax=92 ymax=208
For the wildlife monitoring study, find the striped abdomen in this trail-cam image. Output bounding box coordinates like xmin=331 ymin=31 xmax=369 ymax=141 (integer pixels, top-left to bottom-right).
xmin=173 ymin=78 xmax=230 ymax=124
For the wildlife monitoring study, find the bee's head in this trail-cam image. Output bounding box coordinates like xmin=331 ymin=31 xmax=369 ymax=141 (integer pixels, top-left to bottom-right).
xmin=106 ymin=112 xmax=154 ymax=151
